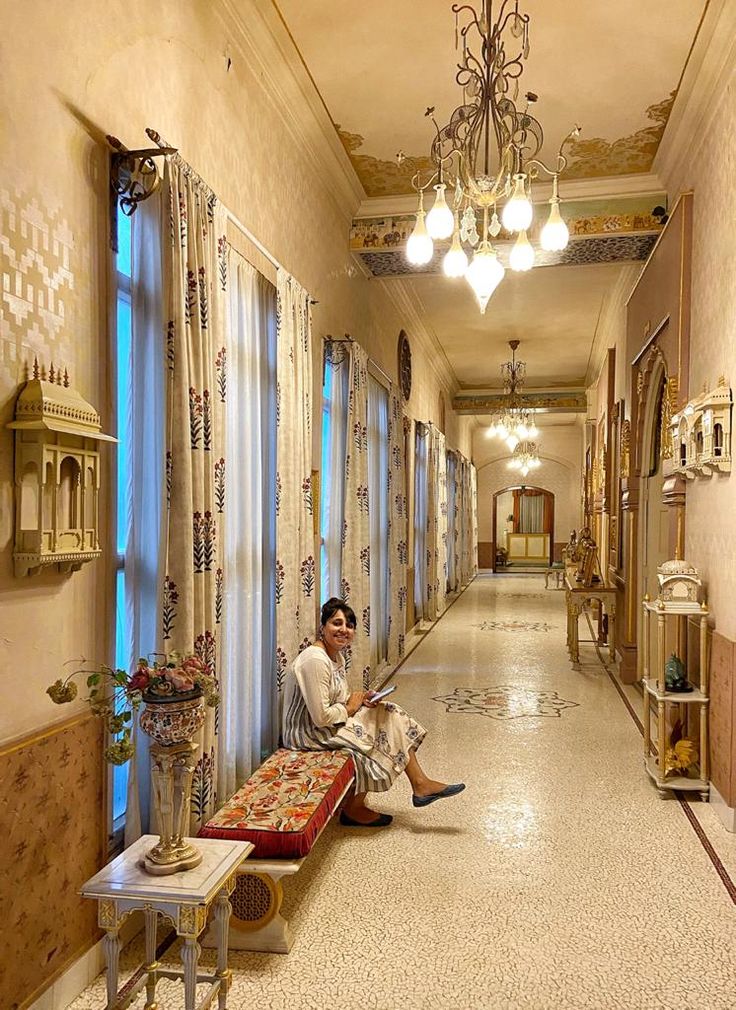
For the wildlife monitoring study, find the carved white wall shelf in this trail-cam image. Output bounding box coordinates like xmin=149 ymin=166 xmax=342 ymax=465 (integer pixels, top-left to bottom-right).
xmin=667 ymin=381 xmax=732 ymax=479
xmin=7 ymin=363 xmax=116 ymax=577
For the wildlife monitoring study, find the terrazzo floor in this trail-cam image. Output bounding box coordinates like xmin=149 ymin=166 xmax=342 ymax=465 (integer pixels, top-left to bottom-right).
xmin=69 ymin=574 xmax=736 ymax=1010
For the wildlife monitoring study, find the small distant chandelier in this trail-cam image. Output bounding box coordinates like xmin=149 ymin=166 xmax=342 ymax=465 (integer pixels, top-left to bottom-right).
xmin=508 ymin=441 xmax=541 ymax=477
xmin=486 ymin=340 xmax=538 ymax=450
xmin=404 ymin=0 xmax=580 ymax=313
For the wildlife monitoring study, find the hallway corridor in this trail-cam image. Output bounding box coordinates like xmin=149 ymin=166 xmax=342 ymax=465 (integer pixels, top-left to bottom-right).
xmin=72 ymin=575 xmax=736 ymax=1010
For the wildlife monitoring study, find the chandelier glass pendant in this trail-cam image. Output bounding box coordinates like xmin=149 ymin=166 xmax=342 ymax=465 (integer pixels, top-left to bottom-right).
xmin=486 ymin=340 xmax=539 ymax=451
xmin=404 ymin=0 xmax=580 ymax=313
xmin=507 ymin=440 xmax=541 ymax=477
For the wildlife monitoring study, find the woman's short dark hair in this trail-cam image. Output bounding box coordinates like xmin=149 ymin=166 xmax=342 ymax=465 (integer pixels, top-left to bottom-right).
xmin=321 ymin=597 xmax=357 ymax=629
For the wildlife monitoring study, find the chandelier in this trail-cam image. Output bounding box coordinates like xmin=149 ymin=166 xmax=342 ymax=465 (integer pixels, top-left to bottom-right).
xmin=486 ymin=340 xmax=538 ymax=450
xmin=404 ymin=0 xmax=580 ymax=313
xmin=507 ymin=440 xmax=541 ymax=477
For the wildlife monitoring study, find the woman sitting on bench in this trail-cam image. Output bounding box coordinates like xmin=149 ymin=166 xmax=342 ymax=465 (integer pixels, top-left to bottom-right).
xmin=282 ymin=597 xmax=465 ymax=828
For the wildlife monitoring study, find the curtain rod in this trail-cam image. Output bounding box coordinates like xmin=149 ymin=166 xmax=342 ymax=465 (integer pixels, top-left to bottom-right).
xmin=146 ymin=126 xmax=317 ymax=304
xmin=326 ymin=335 xmax=392 ymax=388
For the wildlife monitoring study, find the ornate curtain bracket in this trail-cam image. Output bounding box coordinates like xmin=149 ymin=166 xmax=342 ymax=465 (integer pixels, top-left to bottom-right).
xmin=107 ymin=134 xmax=177 ymax=251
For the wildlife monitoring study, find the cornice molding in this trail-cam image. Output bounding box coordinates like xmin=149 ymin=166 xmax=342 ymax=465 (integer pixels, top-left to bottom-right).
xmin=654 ymin=0 xmax=736 ymax=194
xmin=377 ymin=278 xmax=459 ymax=398
xmin=355 ymin=172 xmax=666 ymax=220
xmin=213 ymin=0 xmax=364 ymax=220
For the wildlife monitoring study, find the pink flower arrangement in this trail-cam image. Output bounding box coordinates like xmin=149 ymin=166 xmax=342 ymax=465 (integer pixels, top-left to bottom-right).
xmin=46 ymin=652 xmax=219 ymax=765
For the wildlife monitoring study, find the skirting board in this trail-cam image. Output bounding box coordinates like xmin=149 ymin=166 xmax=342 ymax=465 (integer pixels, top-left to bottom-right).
xmin=709 ymin=781 xmax=736 ymax=833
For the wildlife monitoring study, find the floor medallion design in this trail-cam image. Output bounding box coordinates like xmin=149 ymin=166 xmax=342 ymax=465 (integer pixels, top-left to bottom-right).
xmin=432 ymin=686 xmax=580 ymax=720
xmin=473 ymin=619 xmax=554 ymax=632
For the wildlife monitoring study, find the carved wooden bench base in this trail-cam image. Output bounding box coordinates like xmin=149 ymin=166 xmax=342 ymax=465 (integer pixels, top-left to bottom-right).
xmin=202 ymin=858 xmax=301 ymax=953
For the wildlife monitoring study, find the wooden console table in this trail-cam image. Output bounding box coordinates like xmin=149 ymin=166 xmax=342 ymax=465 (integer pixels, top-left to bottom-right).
xmin=81 ymin=835 xmax=252 ymax=1010
xmin=564 ymin=567 xmax=617 ymax=664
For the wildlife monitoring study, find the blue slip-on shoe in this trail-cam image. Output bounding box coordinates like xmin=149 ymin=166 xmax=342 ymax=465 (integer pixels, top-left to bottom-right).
xmin=339 ymin=810 xmax=393 ymax=828
xmin=412 ymin=783 xmax=466 ymax=807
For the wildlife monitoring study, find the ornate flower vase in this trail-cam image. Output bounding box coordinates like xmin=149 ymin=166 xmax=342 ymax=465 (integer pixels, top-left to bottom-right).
xmin=139 ymin=690 xmax=206 ymax=875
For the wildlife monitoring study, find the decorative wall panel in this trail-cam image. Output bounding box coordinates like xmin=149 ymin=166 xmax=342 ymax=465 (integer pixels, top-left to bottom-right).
xmin=0 ymin=716 xmax=105 ymax=1010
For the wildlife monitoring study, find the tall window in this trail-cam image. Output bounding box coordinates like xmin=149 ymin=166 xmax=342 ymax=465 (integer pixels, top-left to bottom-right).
xmin=112 ymin=195 xmax=165 ymax=848
xmin=320 ymin=347 xmax=349 ymax=602
xmin=368 ymin=375 xmax=390 ymax=667
xmin=112 ymin=206 xmax=132 ymax=839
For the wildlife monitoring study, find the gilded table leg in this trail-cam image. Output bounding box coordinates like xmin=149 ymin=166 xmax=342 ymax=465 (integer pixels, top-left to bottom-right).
xmin=609 ymin=607 xmax=616 ymax=662
xmin=103 ymin=930 xmax=121 ymax=1010
xmin=144 ymin=907 xmax=159 ymax=1010
xmin=181 ymin=937 xmax=200 ymax=1010
xmin=215 ymin=884 xmax=233 ymax=1010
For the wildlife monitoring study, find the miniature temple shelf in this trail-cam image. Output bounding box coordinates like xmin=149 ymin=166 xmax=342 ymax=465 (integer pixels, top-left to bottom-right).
xmin=7 ymin=362 xmax=116 ymax=577
xmin=667 ymin=380 xmax=732 ymax=479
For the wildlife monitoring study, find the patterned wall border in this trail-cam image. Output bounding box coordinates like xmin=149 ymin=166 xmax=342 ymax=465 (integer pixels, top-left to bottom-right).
xmin=354 ymin=234 xmax=659 ymax=278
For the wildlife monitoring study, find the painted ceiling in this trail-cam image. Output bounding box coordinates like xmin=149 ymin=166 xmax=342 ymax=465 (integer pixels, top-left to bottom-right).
xmin=277 ymin=0 xmax=706 ymax=197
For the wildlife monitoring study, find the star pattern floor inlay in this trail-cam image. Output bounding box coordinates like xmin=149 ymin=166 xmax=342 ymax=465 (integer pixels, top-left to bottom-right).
xmin=65 ymin=573 xmax=736 ymax=1010
xmin=473 ymin=618 xmax=555 ymax=632
xmin=432 ymin=685 xmax=580 ymax=719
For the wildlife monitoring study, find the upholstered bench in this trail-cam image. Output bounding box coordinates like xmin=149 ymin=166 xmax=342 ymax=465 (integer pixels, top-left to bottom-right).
xmin=199 ymin=748 xmax=355 ymax=953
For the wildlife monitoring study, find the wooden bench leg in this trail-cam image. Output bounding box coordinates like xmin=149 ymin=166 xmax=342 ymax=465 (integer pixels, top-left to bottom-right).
xmin=202 ymin=870 xmax=294 ymax=954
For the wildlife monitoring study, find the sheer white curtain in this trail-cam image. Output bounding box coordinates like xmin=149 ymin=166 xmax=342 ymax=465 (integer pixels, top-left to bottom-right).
xmin=218 ymin=251 xmax=277 ymax=800
xmin=124 ymin=192 xmax=166 ymax=845
xmin=520 ymin=493 xmax=544 ymax=532
xmin=446 ymin=451 xmax=457 ymax=593
xmin=320 ymin=341 xmax=350 ymax=601
xmin=368 ymin=375 xmax=390 ymax=669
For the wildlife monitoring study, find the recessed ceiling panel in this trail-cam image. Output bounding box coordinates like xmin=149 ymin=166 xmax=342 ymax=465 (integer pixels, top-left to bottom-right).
xmin=396 ymin=262 xmax=627 ymax=388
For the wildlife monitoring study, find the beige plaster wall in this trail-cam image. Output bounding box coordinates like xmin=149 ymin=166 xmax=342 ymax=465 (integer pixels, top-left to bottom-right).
xmin=0 ymin=0 xmax=466 ymax=747
xmin=660 ymin=65 xmax=736 ymax=641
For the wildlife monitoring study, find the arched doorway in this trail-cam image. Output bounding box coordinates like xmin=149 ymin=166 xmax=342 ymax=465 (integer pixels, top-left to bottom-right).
xmin=492 ymin=485 xmax=554 ymax=573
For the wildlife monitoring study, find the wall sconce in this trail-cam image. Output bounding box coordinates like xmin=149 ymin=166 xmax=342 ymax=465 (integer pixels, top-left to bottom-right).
xmin=7 ymin=360 xmax=116 ymax=577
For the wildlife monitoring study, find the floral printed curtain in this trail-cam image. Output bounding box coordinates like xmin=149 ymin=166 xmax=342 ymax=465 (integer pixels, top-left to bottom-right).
xmin=470 ymin=462 xmax=478 ymax=578
xmin=387 ymin=392 xmax=408 ymax=667
xmin=274 ymin=270 xmax=315 ymax=692
xmin=341 ymin=340 xmax=372 ymax=689
xmin=161 ymin=157 xmax=228 ymax=832
xmin=426 ymin=423 xmax=448 ymax=619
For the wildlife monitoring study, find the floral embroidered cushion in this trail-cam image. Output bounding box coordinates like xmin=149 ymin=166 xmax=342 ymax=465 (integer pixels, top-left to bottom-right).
xmin=199 ymin=748 xmax=355 ymax=858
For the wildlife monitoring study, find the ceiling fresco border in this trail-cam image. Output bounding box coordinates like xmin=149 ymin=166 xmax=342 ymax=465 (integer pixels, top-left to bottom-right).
xmin=355 ymin=233 xmax=659 ymax=279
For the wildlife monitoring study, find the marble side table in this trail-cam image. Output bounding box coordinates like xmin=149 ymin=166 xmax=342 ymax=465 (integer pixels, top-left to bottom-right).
xmin=81 ymin=835 xmax=252 ymax=1010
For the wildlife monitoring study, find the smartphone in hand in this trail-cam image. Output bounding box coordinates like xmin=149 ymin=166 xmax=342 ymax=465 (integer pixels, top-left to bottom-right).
xmin=368 ymin=684 xmax=397 ymax=704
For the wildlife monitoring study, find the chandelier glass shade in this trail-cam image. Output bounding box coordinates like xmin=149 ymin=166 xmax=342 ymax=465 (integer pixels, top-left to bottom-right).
xmin=507 ymin=441 xmax=541 ymax=477
xmin=404 ymin=0 xmax=580 ymax=312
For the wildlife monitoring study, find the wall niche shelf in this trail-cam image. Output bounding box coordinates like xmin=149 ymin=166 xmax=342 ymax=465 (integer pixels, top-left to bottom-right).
xmin=667 ymin=380 xmax=732 ymax=479
xmin=639 ymin=560 xmax=710 ymax=802
xmin=7 ymin=361 xmax=116 ymax=577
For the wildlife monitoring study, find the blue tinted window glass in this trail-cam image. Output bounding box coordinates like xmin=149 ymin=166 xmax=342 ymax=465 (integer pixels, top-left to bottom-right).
xmin=117 ymin=209 xmax=132 ymax=279
xmin=116 ymin=291 xmax=131 ymax=555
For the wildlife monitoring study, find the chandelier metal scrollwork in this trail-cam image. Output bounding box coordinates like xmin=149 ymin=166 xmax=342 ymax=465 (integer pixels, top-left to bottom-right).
xmin=486 ymin=340 xmax=539 ymax=452
xmin=404 ymin=0 xmax=581 ymax=313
